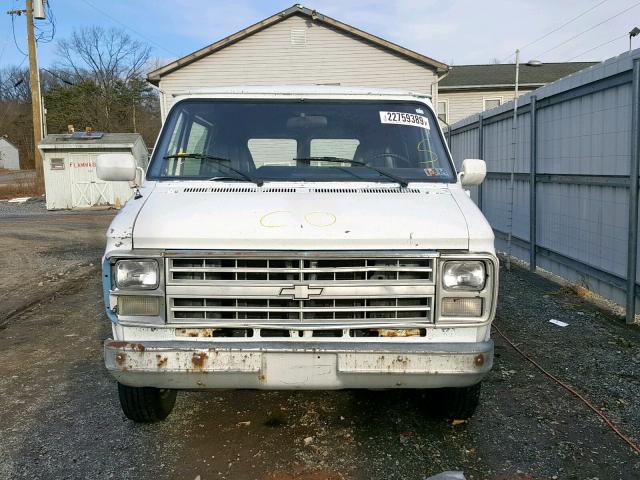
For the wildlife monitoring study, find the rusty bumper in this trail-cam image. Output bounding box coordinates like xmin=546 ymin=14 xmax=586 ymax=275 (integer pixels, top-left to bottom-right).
xmin=104 ymin=339 xmax=493 ymax=390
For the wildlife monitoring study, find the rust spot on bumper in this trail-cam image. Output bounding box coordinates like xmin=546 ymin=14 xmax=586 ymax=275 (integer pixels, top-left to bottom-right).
xmin=474 ymin=354 xmax=485 ymax=367
xmin=156 ymin=354 xmax=168 ymax=368
xmin=108 ymin=341 xmax=145 ymax=352
xmin=191 ymin=352 xmax=208 ymax=370
xmin=115 ymin=353 xmax=127 ymax=368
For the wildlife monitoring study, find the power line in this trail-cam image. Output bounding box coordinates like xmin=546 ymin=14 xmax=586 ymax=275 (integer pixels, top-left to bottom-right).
xmin=566 ymin=33 xmax=627 ymax=61
xmin=10 ymin=13 xmax=28 ymax=57
xmin=500 ymin=0 xmax=610 ymax=62
xmin=80 ymin=0 xmax=179 ymax=57
xmin=534 ymin=0 xmax=640 ymax=58
xmin=35 ymin=0 xmax=56 ymax=44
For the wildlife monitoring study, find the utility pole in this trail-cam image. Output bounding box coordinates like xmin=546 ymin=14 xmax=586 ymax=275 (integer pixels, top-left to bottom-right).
xmin=7 ymin=1 xmax=44 ymax=187
xmin=506 ymin=49 xmax=520 ymax=271
xmin=26 ymin=0 xmax=44 ymax=188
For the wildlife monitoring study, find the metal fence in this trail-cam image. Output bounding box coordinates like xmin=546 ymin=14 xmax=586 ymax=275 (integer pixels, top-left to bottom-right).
xmin=447 ymin=50 xmax=640 ymax=323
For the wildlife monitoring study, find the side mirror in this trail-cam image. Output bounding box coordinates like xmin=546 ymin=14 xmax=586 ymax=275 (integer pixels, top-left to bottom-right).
xmin=97 ymin=153 xmax=137 ymax=182
xmin=459 ymin=159 xmax=486 ymax=186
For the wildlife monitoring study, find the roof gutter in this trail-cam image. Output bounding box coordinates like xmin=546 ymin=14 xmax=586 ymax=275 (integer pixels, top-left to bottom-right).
xmin=439 ymin=83 xmax=544 ymax=91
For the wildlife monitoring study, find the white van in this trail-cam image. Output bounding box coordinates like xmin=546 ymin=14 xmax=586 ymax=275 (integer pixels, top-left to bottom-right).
xmin=98 ymin=86 xmax=498 ymax=422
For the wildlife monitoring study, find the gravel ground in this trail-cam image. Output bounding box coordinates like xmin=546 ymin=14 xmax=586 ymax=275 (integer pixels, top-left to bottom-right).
xmin=0 ymin=197 xmax=48 ymax=215
xmin=0 ymin=199 xmax=114 ymax=324
xmin=0 ymin=202 xmax=639 ymax=479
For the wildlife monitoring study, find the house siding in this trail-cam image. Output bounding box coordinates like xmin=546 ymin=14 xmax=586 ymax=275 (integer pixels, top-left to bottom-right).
xmin=438 ymin=88 xmax=536 ymax=124
xmin=158 ymin=15 xmax=438 ymax=118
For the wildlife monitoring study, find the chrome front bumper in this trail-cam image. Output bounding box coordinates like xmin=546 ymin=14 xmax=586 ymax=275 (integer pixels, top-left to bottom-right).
xmin=105 ymin=339 xmax=493 ymax=390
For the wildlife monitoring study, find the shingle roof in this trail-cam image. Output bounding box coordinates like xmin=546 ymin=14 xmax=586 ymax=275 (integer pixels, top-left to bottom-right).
xmin=439 ymin=62 xmax=598 ymax=89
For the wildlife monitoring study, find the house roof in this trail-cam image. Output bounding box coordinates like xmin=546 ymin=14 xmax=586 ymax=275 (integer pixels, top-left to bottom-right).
xmin=147 ymin=4 xmax=449 ymax=85
xmin=439 ymin=62 xmax=598 ymax=90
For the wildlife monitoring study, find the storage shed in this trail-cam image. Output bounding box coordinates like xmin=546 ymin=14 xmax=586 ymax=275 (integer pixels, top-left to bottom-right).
xmin=39 ymin=133 xmax=148 ymax=210
xmin=0 ymin=136 xmax=20 ymax=170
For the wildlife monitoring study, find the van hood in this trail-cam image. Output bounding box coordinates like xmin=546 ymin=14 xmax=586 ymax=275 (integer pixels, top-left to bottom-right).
xmin=131 ymin=184 xmax=471 ymax=251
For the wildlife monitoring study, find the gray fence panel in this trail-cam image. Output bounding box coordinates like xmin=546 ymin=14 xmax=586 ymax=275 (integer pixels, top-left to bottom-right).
xmin=448 ymin=49 xmax=640 ymax=322
xmin=449 ymin=125 xmax=480 ymax=203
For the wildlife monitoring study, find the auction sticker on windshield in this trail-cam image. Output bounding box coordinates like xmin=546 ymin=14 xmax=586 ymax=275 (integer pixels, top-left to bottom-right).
xmin=379 ymin=111 xmax=430 ymax=129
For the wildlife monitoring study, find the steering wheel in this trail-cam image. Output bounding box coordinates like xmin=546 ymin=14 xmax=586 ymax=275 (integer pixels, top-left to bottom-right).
xmin=366 ymin=152 xmax=412 ymax=168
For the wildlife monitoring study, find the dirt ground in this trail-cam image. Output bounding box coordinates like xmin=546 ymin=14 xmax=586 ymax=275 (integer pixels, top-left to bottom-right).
xmin=1 ymin=200 xmax=639 ymax=480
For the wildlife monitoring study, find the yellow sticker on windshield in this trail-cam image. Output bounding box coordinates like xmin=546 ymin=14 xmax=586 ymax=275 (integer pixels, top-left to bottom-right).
xmin=380 ymin=111 xmax=430 ymax=129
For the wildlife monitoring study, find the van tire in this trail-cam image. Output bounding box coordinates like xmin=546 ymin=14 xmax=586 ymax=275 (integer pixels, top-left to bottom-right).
xmin=435 ymin=382 xmax=481 ymax=419
xmin=117 ymin=383 xmax=177 ymax=422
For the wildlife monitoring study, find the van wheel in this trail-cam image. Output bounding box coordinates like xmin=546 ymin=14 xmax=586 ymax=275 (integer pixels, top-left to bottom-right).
xmin=117 ymin=382 xmax=177 ymax=422
xmin=434 ymin=382 xmax=481 ymax=419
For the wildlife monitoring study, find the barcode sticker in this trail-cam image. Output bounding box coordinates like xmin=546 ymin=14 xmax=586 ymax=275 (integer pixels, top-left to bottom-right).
xmin=380 ymin=111 xmax=430 ymax=129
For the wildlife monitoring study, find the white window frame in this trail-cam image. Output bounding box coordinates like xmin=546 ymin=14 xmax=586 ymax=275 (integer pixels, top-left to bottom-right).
xmin=436 ymin=99 xmax=449 ymax=124
xmin=483 ymin=97 xmax=503 ymax=111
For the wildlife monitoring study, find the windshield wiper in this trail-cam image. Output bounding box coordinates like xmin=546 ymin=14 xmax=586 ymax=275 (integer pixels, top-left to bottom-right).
xmin=163 ymin=153 xmax=263 ymax=186
xmin=294 ymin=156 xmax=408 ymax=188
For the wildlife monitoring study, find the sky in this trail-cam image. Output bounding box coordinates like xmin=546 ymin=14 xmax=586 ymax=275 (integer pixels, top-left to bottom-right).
xmin=1 ymin=0 xmax=639 ymax=70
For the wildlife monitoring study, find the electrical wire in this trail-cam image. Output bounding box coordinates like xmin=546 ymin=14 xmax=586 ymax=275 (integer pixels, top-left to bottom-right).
xmin=10 ymin=13 xmax=28 ymax=57
xmin=80 ymin=0 xmax=179 ymax=57
xmin=567 ymin=33 xmax=628 ymax=61
xmin=534 ymin=0 xmax=640 ymax=59
xmin=35 ymin=0 xmax=56 ymax=44
xmin=500 ymin=0 xmax=610 ymax=62
xmin=492 ymin=322 xmax=640 ymax=456
xmin=41 ymin=67 xmax=74 ymax=86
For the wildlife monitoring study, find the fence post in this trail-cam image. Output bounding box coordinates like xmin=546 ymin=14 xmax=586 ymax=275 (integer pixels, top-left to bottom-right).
xmin=477 ymin=114 xmax=484 ymax=211
xmin=627 ymin=59 xmax=640 ymax=325
xmin=529 ymin=96 xmax=537 ymax=272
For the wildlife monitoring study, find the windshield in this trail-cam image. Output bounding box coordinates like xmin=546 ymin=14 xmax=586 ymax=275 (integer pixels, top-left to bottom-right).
xmin=147 ymin=99 xmax=456 ymax=184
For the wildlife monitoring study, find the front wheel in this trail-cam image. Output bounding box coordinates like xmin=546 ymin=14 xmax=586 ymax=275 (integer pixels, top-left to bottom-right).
xmin=434 ymin=382 xmax=482 ymax=419
xmin=117 ymin=382 xmax=177 ymax=423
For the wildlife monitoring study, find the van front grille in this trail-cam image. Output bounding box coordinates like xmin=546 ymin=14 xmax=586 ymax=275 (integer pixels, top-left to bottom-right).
xmin=168 ymin=258 xmax=433 ymax=283
xmin=165 ymin=254 xmax=436 ymax=326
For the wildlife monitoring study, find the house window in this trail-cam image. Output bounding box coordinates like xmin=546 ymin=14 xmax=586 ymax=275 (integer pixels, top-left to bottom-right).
xmin=483 ymin=98 xmax=502 ymax=110
xmin=437 ymin=100 xmax=448 ymax=123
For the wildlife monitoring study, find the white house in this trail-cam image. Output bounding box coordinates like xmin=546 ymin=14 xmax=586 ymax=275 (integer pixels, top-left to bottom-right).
xmin=147 ymin=4 xmax=450 ymax=120
xmin=437 ymin=62 xmax=597 ymax=124
xmin=0 ymin=136 xmax=20 ymax=170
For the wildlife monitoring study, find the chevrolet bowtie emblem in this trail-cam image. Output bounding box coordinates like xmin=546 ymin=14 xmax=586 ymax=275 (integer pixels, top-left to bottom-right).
xmin=280 ymin=284 xmax=324 ymax=300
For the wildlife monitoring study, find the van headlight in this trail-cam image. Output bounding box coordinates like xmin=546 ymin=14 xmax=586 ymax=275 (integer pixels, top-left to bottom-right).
xmin=114 ymin=260 xmax=159 ymax=289
xmin=442 ymin=261 xmax=485 ymax=290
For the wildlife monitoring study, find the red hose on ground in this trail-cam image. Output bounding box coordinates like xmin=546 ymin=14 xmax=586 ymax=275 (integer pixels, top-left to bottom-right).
xmin=492 ymin=323 xmax=640 ymax=455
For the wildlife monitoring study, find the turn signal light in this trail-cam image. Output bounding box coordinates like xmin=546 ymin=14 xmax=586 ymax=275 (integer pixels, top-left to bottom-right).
xmin=441 ymin=297 xmax=482 ymax=317
xmin=117 ymin=296 xmax=161 ymax=316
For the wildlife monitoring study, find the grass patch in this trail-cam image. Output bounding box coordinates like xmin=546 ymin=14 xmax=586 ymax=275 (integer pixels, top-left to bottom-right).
xmin=0 ymin=172 xmax=43 ymax=200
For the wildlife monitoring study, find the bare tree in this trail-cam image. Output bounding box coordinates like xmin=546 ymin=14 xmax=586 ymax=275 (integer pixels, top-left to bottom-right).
xmin=55 ymin=26 xmax=152 ymax=130
xmin=0 ymin=66 xmax=31 ymax=102
xmin=56 ymin=26 xmax=151 ymax=90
